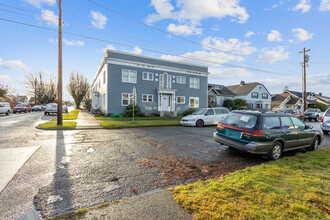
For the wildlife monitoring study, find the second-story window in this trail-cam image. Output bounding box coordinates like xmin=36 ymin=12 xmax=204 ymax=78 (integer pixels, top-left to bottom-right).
xmin=176 ymin=76 xmax=186 ymax=84
xmin=122 ymin=69 xmax=137 ymax=83
xmin=143 ymin=72 xmax=154 ymax=81
xmin=262 ymin=93 xmax=268 ymax=99
xmin=251 ymin=92 xmax=258 ymax=99
xmin=103 ymin=71 xmax=106 ymax=84
xmin=159 ymin=72 xmax=171 ymax=89
xmin=189 ymin=77 xmax=200 ymax=89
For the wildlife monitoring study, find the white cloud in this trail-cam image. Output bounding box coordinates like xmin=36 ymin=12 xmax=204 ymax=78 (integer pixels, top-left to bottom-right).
xmin=40 ymin=9 xmax=58 ymax=26
xmin=91 ymin=11 xmax=107 ymax=29
xmin=0 ymin=75 xmax=11 ymax=83
xmin=320 ymin=0 xmax=330 ymax=11
xmin=63 ymin=39 xmax=85 ymax=46
xmin=288 ymin=39 xmax=294 ymax=43
xmin=101 ymin=45 xmax=116 ymax=53
xmin=131 ymin=46 xmax=143 ymax=55
xmin=23 ymin=0 xmax=56 ymax=8
xmin=212 ymin=24 xmax=220 ymax=31
xmin=292 ymin=28 xmax=313 ymax=41
xmin=293 ymin=0 xmax=311 ymax=13
xmin=0 ymin=58 xmax=30 ymax=72
xmin=201 ymin=37 xmax=257 ymax=56
xmin=245 ymin=31 xmax=254 ymax=38
xmin=267 ymin=30 xmax=283 ymax=42
xmin=146 ymin=0 xmax=249 ymax=35
xmin=209 ymin=67 xmax=254 ymax=79
xmin=167 ymin=23 xmax=202 ymax=35
xmin=48 ymin=38 xmax=85 ymax=46
xmin=257 ymin=46 xmax=290 ymax=63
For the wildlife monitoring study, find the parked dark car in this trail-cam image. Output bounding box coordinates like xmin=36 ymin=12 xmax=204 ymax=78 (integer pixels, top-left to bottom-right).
xmin=213 ymin=111 xmax=323 ymax=160
xmin=13 ymin=103 xmax=31 ymax=113
xmin=283 ymin=109 xmax=305 ymax=120
xmin=304 ymin=108 xmax=322 ymax=121
xmin=31 ymin=105 xmax=42 ymax=112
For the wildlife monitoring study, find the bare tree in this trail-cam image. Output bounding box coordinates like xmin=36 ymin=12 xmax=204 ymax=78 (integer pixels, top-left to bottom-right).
xmin=0 ymin=84 xmax=15 ymax=98
xmin=25 ymin=72 xmax=57 ymax=104
xmin=82 ymin=86 xmax=92 ymax=111
xmin=67 ymin=71 xmax=90 ymax=109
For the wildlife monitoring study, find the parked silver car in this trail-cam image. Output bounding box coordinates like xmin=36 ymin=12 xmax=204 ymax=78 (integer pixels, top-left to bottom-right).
xmin=44 ymin=103 xmax=68 ymax=115
xmin=321 ymin=109 xmax=330 ymax=135
xmin=0 ymin=102 xmax=11 ymax=115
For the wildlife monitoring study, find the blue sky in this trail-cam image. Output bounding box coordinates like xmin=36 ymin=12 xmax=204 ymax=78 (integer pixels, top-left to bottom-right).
xmin=0 ymin=0 xmax=329 ymax=100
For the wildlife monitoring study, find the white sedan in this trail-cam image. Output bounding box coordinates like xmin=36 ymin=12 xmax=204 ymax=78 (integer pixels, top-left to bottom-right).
xmin=180 ymin=107 xmax=230 ymax=127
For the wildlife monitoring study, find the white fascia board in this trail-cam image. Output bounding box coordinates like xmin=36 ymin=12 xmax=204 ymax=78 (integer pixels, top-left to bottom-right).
xmin=106 ymin=58 xmax=209 ymax=77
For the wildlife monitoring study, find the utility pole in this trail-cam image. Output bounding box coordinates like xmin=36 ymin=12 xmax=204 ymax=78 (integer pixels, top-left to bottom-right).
xmin=57 ymin=0 xmax=63 ymax=125
xmin=299 ymin=48 xmax=310 ymax=112
xmin=34 ymin=78 xmax=37 ymax=105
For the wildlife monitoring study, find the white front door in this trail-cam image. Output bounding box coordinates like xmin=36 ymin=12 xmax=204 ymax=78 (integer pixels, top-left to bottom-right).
xmin=161 ymin=95 xmax=171 ymax=111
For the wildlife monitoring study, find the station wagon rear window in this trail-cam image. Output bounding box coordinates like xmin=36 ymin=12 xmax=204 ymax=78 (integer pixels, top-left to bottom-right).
xmin=263 ymin=117 xmax=280 ymax=129
xmin=221 ymin=113 xmax=258 ymax=130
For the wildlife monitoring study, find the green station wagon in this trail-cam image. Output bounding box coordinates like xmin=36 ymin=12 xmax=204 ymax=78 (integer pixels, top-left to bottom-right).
xmin=213 ymin=111 xmax=323 ymax=160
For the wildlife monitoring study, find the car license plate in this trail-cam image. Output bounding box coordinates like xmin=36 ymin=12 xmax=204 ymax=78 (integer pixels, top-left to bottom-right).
xmin=225 ymin=129 xmax=242 ymax=139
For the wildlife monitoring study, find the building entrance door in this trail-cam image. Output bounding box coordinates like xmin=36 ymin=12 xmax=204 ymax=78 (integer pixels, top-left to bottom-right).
xmin=161 ymin=95 xmax=171 ymax=111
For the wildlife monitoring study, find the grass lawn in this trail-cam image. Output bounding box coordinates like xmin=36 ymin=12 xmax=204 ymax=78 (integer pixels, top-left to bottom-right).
xmin=171 ymin=149 xmax=330 ymax=219
xmin=38 ymin=121 xmax=77 ymax=130
xmin=95 ymin=116 xmax=183 ymax=121
xmin=51 ymin=109 xmax=80 ymax=121
xmin=99 ymin=120 xmax=180 ymax=129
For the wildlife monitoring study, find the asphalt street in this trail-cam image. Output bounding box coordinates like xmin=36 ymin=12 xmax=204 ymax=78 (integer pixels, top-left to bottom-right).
xmin=0 ymin=112 xmax=329 ymax=219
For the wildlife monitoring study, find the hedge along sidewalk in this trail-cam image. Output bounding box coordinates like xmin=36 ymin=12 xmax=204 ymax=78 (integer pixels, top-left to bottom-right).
xmin=171 ymin=149 xmax=330 ymax=219
xmin=95 ymin=116 xmax=183 ymax=121
xmin=50 ymin=109 xmax=80 ymax=121
xmin=99 ymin=120 xmax=181 ymax=129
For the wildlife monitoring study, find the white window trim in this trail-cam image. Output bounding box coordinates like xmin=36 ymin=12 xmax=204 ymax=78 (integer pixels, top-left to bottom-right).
xmin=122 ymin=69 xmax=137 ymax=84
xmin=176 ymin=76 xmax=186 ymax=84
xmin=142 ymin=94 xmax=153 ymax=103
xmin=189 ymin=97 xmax=199 ymax=108
xmin=142 ymin=72 xmax=154 ymax=81
xmin=121 ymin=93 xmax=136 ymax=106
xmin=189 ymin=77 xmax=200 ymax=89
xmin=176 ymin=96 xmax=185 ymax=104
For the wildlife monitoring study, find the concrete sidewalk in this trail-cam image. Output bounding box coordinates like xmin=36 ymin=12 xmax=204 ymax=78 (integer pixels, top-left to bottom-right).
xmin=74 ymin=189 xmax=191 ymax=219
xmin=76 ymin=110 xmax=102 ymax=129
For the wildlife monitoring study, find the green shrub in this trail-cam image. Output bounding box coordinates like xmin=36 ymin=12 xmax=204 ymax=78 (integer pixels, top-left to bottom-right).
xmin=223 ymin=99 xmax=235 ymax=110
xmin=308 ymin=102 xmax=328 ymax=112
xmin=125 ymin=104 xmax=143 ymax=117
xmin=233 ymin=98 xmax=249 ymax=110
xmin=183 ymin=108 xmax=196 ymax=116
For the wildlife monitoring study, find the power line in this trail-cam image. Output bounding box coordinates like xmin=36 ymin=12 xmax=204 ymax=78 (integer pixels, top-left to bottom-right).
xmin=0 ymin=3 xmax=36 ymax=14
xmin=0 ymin=17 xmax=299 ymax=78
xmin=0 ymin=8 xmax=35 ymax=17
xmin=87 ymin=0 xmax=299 ymax=64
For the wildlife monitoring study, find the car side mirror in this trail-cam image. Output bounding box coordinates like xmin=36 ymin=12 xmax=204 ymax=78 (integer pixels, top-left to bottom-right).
xmin=305 ymin=124 xmax=313 ymax=129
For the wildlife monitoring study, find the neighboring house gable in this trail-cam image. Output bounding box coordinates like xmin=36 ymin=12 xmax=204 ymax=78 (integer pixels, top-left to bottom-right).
xmin=226 ymin=81 xmax=271 ymax=109
xmin=208 ymin=84 xmax=236 ymax=107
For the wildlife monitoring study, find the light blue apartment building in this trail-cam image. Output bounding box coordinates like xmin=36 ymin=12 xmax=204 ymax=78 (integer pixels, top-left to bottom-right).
xmin=92 ymin=50 xmax=209 ymax=116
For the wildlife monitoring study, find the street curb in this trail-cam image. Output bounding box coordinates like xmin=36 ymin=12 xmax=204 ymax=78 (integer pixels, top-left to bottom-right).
xmin=101 ymin=124 xmax=181 ymax=129
xmin=35 ymin=126 xmax=103 ymax=131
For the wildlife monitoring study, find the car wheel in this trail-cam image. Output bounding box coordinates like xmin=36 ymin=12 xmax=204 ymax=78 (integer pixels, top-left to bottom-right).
xmin=306 ymin=137 xmax=319 ymax=151
xmin=315 ymin=116 xmax=319 ymax=122
xmin=309 ymin=119 xmax=311 ymax=121
xmin=44 ymin=112 xmax=47 ymax=115
xmin=268 ymin=141 xmax=282 ymax=160
xmin=196 ymin=119 xmax=204 ymax=127
xmin=323 ymin=130 xmax=329 ymax=135
xmin=6 ymin=110 xmax=9 ymax=115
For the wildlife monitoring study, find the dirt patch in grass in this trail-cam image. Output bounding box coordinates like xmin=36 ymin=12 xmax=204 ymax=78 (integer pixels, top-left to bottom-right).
xmin=138 ymin=155 xmax=246 ymax=187
xmin=171 ymin=149 xmax=330 ymax=219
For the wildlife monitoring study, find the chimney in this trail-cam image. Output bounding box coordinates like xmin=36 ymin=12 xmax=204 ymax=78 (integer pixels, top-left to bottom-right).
xmin=240 ymin=81 xmax=245 ymax=86
xmin=319 ymin=92 xmax=322 ymax=96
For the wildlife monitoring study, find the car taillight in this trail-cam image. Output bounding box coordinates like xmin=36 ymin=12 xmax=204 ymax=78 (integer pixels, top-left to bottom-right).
xmin=321 ymin=117 xmax=324 ymax=123
xmin=243 ymin=130 xmax=265 ymax=137
xmin=217 ymin=122 xmax=225 ymax=129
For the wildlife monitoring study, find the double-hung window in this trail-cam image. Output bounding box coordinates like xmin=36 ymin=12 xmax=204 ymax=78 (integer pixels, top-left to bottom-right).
xmin=142 ymin=72 xmax=154 ymax=81
xmin=142 ymin=94 xmax=153 ymax=102
xmin=262 ymin=93 xmax=268 ymax=99
xmin=176 ymin=76 xmax=186 ymax=84
xmin=189 ymin=78 xmax=200 ymax=89
xmin=176 ymin=96 xmax=185 ymax=104
xmin=122 ymin=93 xmax=135 ymax=106
xmin=251 ymin=92 xmax=258 ymax=99
xmin=122 ymin=69 xmax=137 ymax=83
xmin=189 ymin=97 xmax=199 ymax=108
xmin=103 ymin=71 xmax=106 ymax=84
